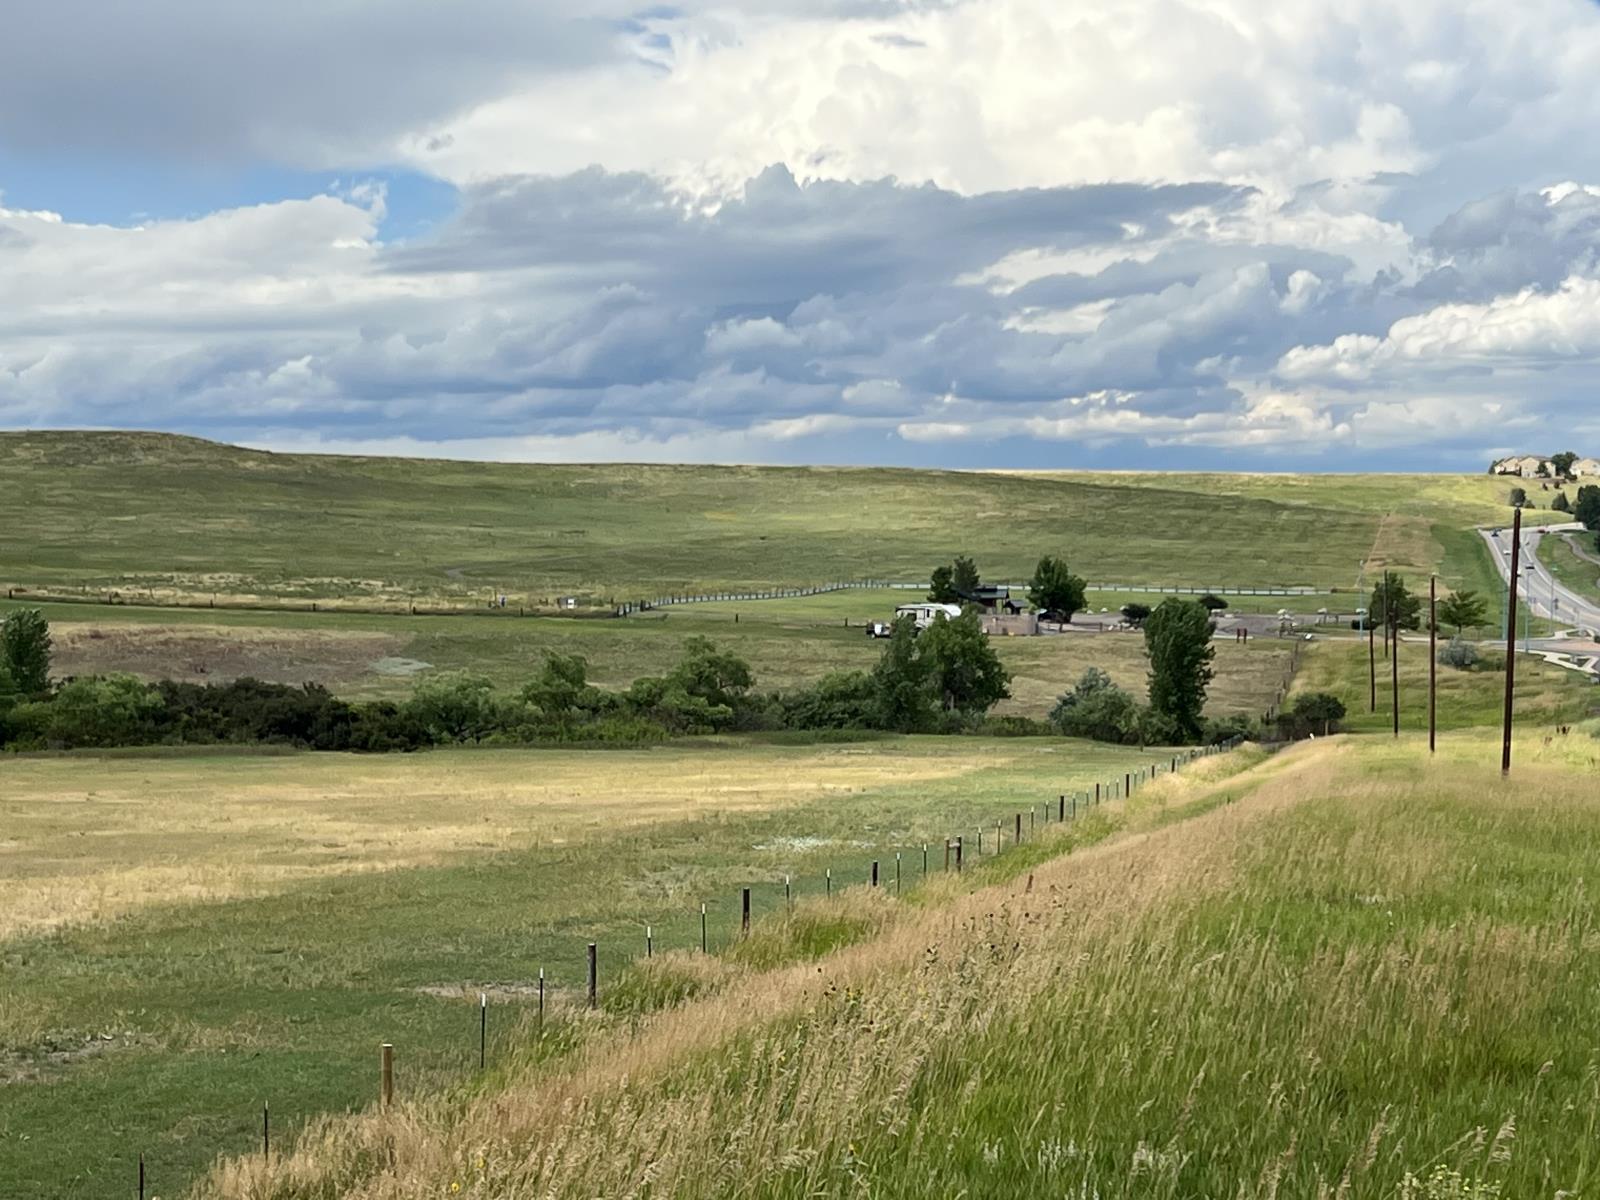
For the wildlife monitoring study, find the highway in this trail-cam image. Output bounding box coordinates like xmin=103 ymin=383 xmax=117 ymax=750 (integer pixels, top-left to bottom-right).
xmin=1480 ymin=522 xmax=1600 ymax=637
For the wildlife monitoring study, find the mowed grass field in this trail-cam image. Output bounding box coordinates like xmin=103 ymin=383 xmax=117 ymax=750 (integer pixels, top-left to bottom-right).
xmin=0 ymin=736 xmax=1182 ymax=1198
xmin=0 ymin=431 xmax=1552 ymax=605
xmin=186 ymin=729 xmax=1600 ymax=1200
xmin=1 ymin=596 xmax=1299 ymax=720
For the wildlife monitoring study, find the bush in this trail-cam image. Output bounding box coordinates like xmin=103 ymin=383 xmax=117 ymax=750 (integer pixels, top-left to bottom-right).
xmin=779 ymin=671 xmax=879 ymax=730
xmin=46 ymin=675 xmax=165 ymax=747
xmin=1439 ymin=637 xmax=1480 ymax=670
xmin=1276 ymin=692 xmax=1346 ymax=740
xmin=1050 ymin=669 xmax=1141 ymax=744
xmin=405 ymin=673 xmax=501 ymax=743
xmin=975 ymin=715 xmax=1055 ymax=737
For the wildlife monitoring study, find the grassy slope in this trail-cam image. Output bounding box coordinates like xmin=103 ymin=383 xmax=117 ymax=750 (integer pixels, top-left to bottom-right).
xmin=0 ymin=737 xmax=1176 ymax=1199
xmin=196 ymin=730 xmax=1600 ymax=1200
xmin=1290 ymin=636 xmax=1597 ymax=734
xmin=1540 ymin=531 xmax=1600 ymax=606
xmin=0 ymin=432 xmax=1553 ymax=603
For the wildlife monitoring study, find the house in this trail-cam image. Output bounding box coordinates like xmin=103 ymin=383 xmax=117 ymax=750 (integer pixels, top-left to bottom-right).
xmin=962 ymin=584 xmax=1015 ymax=613
xmin=894 ymin=602 xmax=964 ymax=631
xmin=1491 ymin=455 xmax=1552 ymax=478
xmin=1573 ymin=458 xmax=1600 ymax=478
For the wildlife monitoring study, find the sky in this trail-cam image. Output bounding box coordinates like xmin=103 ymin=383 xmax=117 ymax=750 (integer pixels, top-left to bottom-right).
xmin=4 ymin=1 xmax=1600 ymax=471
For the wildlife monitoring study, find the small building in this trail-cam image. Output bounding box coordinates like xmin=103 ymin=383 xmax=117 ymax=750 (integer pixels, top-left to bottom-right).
xmin=962 ymin=584 xmax=1015 ymax=613
xmin=981 ymin=612 xmax=1040 ymax=637
xmin=894 ymin=602 xmax=964 ymax=631
xmin=1573 ymin=458 xmax=1600 ymax=478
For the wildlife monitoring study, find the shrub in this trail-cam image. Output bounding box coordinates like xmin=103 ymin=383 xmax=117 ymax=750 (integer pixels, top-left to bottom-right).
xmin=1276 ymin=692 xmax=1346 ymax=739
xmin=779 ymin=671 xmax=879 ymax=730
xmin=1439 ymin=637 xmax=1480 ymax=670
xmin=405 ymin=673 xmax=501 ymax=743
xmin=46 ymin=674 xmax=165 ymax=747
xmin=1050 ymin=669 xmax=1140 ymax=744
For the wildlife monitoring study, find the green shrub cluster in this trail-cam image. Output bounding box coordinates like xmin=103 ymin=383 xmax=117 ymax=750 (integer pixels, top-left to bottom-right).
xmin=0 ymin=609 xmax=1019 ymax=752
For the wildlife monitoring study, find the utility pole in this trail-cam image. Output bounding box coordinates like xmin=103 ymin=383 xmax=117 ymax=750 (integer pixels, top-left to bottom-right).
xmin=1429 ymin=575 xmax=1437 ymax=755
xmin=1391 ymin=605 xmax=1400 ymax=738
xmin=1502 ymin=508 xmax=1523 ymax=775
xmin=1366 ymin=608 xmax=1376 ymax=713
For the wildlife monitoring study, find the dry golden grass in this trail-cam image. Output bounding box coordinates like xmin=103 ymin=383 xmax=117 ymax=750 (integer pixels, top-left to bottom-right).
xmin=199 ymin=728 xmax=1600 ymax=1199
xmin=0 ymin=740 xmax=1117 ymax=942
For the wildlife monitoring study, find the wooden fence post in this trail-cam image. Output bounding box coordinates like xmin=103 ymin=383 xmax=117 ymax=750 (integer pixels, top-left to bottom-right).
xmin=742 ymin=887 xmax=751 ymax=935
xmin=587 ymin=942 xmax=597 ymax=1010
xmin=380 ymin=1043 xmax=394 ymax=1107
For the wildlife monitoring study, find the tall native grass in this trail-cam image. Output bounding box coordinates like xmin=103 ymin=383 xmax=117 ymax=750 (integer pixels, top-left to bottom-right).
xmin=200 ymin=733 xmax=1600 ymax=1199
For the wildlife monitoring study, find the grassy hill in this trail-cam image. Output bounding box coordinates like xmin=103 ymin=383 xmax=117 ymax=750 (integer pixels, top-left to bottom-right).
xmin=0 ymin=430 xmax=1548 ymax=605
xmin=183 ymin=729 xmax=1600 ymax=1200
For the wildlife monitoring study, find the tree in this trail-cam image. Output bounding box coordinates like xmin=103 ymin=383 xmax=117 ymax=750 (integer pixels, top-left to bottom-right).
xmin=1509 ymin=486 xmax=1529 ymax=508
xmin=1199 ymin=594 xmax=1229 ymax=613
xmin=952 ymin=555 xmax=981 ymax=598
xmin=1121 ymin=603 xmax=1152 ymax=628
xmin=1553 ymin=491 xmax=1573 ymax=514
xmin=1536 ymin=461 xmax=1551 ymax=478
xmin=1026 ymin=555 xmax=1087 ymax=623
xmin=1370 ymin=572 xmax=1422 ymax=633
xmin=1144 ymin=599 xmax=1216 ymax=741
xmin=1049 ymin=668 xmax=1139 ymax=743
xmin=1279 ymin=692 xmax=1347 ymax=739
xmin=1 ymin=608 xmax=51 ymax=697
xmin=1552 ymin=451 xmax=1579 ymax=479
xmin=928 ymin=565 xmax=958 ymax=604
xmin=1575 ymin=485 xmax=1600 ymax=532
xmin=871 ymin=615 xmax=935 ymax=731
xmin=406 ymin=673 xmax=501 ymax=743
xmin=668 ymin=637 xmax=754 ymax=713
xmin=917 ymin=609 xmax=1011 ymax=715
xmin=1437 ymin=589 xmax=1488 ymax=636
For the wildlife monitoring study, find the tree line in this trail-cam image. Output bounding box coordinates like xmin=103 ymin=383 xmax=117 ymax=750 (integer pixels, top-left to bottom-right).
xmin=0 ymin=593 xmax=1248 ymax=753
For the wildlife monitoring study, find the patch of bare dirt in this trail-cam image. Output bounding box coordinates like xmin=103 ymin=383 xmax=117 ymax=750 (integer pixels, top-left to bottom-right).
xmin=0 ymin=1031 xmax=141 ymax=1084
xmin=51 ymin=622 xmax=410 ymax=687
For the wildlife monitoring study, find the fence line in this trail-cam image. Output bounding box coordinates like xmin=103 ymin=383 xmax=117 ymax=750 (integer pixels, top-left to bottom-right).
xmin=2 ymin=578 xmax=1332 ymax=624
xmin=123 ymin=735 xmax=1245 ymax=1191
xmin=616 ymin=580 xmax=1329 ymax=615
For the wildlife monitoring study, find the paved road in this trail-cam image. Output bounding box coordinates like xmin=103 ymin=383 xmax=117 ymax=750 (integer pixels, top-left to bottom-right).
xmin=1480 ymin=522 xmax=1600 ymax=637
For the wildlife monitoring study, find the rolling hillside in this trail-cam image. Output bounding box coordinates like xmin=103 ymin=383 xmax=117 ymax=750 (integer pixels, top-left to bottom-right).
xmin=0 ymin=431 xmax=1545 ymax=605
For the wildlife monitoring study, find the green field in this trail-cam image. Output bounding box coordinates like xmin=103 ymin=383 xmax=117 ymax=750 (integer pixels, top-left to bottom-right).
xmin=0 ymin=737 xmax=1184 ymax=1198
xmin=0 ymin=431 xmax=1552 ymax=606
xmin=2 ymin=595 xmax=1299 ymax=721
xmin=184 ymin=729 xmax=1600 ymax=1200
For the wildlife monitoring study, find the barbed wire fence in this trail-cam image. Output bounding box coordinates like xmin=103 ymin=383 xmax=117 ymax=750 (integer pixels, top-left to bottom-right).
xmin=123 ymin=737 xmax=1245 ymax=1195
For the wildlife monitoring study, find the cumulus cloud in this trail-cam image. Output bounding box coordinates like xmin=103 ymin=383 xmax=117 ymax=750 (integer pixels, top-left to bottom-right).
xmin=5 ymin=0 xmax=1600 ymax=467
